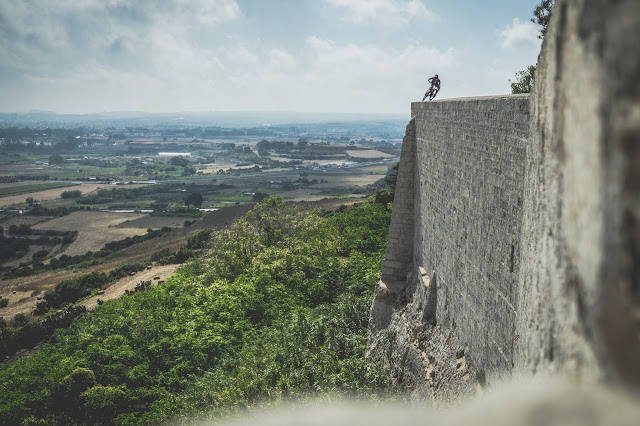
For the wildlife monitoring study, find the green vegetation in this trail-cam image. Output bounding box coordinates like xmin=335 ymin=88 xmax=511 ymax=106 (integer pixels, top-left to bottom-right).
xmin=510 ymin=0 xmax=553 ymax=94
xmin=0 ymin=196 xmax=391 ymax=425
xmin=510 ymin=65 xmax=537 ymax=94
xmin=48 ymin=154 xmax=65 ymax=165
xmin=0 ymin=230 xmax=70 ymax=264
xmin=1 ymin=263 xmax=147 ymax=360
xmin=0 ymin=228 xmax=170 ymax=280
xmin=61 ymin=189 xmax=83 ymax=199
xmin=0 ymin=182 xmax=77 ymax=196
xmin=533 ymin=0 xmax=554 ymax=39
xmin=74 ymin=183 xmax=234 ymax=209
xmin=183 ymin=192 xmax=203 ymax=207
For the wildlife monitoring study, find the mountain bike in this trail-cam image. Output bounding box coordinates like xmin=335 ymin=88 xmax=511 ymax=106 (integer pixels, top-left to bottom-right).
xmin=422 ymin=85 xmax=440 ymax=101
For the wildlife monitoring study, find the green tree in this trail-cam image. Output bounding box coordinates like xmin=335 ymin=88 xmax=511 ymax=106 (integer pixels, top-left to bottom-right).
xmin=257 ymin=139 xmax=270 ymax=156
xmin=82 ymin=385 xmax=126 ymax=424
xmin=184 ymin=192 xmax=204 ymax=207
xmin=532 ymin=0 xmax=554 ymax=39
xmin=510 ymin=1 xmax=553 ymax=94
xmin=169 ymin=156 xmax=189 ymax=168
xmin=181 ymin=167 xmax=196 ymax=176
xmin=510 ymin=65 xmax=537 ymax=94
xmin=48 ymin=154 xmax=64 ymax=165
xmin=0 ymin=198 xmax=392 ymax=425
xmin=252 ymin=192 xmax=269 ymax=202
xmin=61 ymin=190 xmax=83 ymax=199
xmin=384 ymin=162 xmax=399 ymax=192
xmin=51 ymin=368 xmax=97 ymax=422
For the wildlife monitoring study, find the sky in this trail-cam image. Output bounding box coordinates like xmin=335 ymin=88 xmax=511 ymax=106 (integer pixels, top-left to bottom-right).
xmin=0 ymin=0 xmax=543 ymax=116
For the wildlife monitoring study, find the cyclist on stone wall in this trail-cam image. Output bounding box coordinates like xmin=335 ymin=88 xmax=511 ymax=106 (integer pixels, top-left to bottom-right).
xmin=423 ymin=74 xmax=441 ymax=101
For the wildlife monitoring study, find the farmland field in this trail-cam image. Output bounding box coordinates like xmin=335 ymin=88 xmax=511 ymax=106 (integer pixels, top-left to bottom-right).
xmin=0 ymin=182 xmax=76 ymax=197
xmin=281 ymin=188 xmax=363 ymax=202
xmin=346 ymin=149 xmax=395 ymax=158
xmin=116 ymin=215 xmax=200 ymax=229
xmin=0 ymin=215 xmax=53 ymax=229
xmin=308 ymin=171 xmax=382 ymax=188
xmin=0 ymin=183 xmax=119 ymax=207
xmin=31 ymin=211 xmax=149 ymax=256
xmin=0 ymin=118 xmax=402 ymax=302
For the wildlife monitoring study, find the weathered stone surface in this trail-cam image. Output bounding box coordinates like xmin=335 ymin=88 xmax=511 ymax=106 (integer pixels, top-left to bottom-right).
xmin=515 ymin=0 xmax=640 ymax=386
xmin=368 ymin=0 xmax=640 ymax=396
xmin=412 ymin=95 xmax=529 ymax=381
xmin=368 ymin=95 xmax=528 ymax=397
xmin=379 ymin=118 xmax=416 ymax=287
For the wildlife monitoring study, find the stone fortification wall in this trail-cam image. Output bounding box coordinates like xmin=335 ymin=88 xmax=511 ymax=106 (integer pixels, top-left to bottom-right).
xmin=368 ymin=95 xmax=530 ymax=395
xmin=379 ymin=118 xmax=416 ymax=289
xmin=515 ymin=0 xmax=640 ymax=385
xmin=412 ymin=96 xmax=529 ymax=377
xmin=368 ymin=0 xmax=640 ymax=395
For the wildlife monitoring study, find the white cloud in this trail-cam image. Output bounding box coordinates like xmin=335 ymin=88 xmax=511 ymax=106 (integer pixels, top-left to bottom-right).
xmin=3 ymin=0 xmax=527 ymax=114
xmin=325 ymin=0 xmax=437 ymax=27
xmin=266 ymin=49 xmax=297 ymax=71
xmin=297 ymin=36 xmax=457 ymax=112
xmin=0 ymin=0 xmax=242 ymax=72
xmin=5 ymin=25 xmax=461 ymax=113
xmin=498 ymin=18 xmax=541 ymax=49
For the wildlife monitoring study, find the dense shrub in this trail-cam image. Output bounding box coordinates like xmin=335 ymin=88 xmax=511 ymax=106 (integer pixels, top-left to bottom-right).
xmin=0 ymin=197 xmax=391 ymax=425
xmin=8 ymin=224 xmax=31 ymax=235
xmin=32 ymin=249 xmax=49 ymax=260
xmin=61 ymin=190 xmax=83 ymax=199
xmin=42 ymin=272 xmax=111 ymax=310
xmin=0 ymin=227 xmax=171 ymax=280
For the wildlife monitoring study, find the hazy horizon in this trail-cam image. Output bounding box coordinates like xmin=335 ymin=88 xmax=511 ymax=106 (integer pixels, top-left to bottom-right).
xmin=0 ymin=109 xmax=410 ymax=129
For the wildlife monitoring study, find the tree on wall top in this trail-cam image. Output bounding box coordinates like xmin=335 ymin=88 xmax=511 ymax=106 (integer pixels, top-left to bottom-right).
xmin=533 ymin=0 xmax=554 ymax=39
xmin=510 ymin=0 xmax=554 ymax=94
xmin=510 ymin=65 xmax=537 ymax=94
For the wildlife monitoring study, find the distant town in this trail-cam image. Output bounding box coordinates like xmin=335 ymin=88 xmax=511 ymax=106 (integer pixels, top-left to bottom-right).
xmin=0 ymin=112 xmax=402 ymax=300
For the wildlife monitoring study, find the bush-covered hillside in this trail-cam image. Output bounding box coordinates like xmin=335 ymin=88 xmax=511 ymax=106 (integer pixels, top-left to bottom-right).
xmin=0 ymin=196 xmax=391 ymax=425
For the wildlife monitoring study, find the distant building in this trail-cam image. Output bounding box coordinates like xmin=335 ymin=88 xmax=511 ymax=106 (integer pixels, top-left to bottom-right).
xmin=158 ymin=152 xmax=191 ymax=157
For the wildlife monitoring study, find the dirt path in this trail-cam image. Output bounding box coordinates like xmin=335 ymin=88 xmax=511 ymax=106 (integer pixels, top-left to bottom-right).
xmin=0 ymin=289 xmax=33 ymax=321
xmin=0 ymin=237 xmax=187 ymax=294
xmin=0 ymin=264 xmax=178 ymax=321
xmin=78 ymin=264 xmax=178 ymax=310
xmin=0 ymin=199 xmax=353 ymax=322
